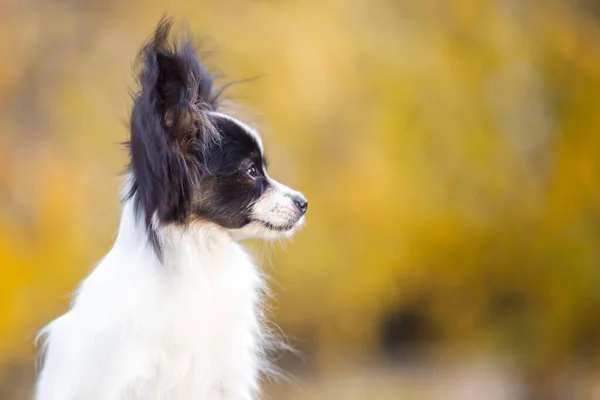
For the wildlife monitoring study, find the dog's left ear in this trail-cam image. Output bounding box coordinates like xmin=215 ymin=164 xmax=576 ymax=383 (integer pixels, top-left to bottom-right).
xmin=128 ymin=19 xmax=219 ymax=253
xmin=139 ymin=20 xmax=219 ymax=156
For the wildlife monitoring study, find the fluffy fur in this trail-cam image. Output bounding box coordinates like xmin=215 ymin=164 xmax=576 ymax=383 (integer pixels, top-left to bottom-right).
xmin=34 ymin=20 xmax=307 ymax=400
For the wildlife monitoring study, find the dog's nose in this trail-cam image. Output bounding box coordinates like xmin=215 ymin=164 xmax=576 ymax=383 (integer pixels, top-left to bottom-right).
xmin=293 ymin=194 xmax=308 ymax=215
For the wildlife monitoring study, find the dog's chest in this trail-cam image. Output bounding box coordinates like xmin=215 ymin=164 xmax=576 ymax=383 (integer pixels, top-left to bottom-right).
xmin=162 ymin=256 xmax=258 ymax=359
xmin=82 ymin=241 xmax=264 ymax=398
xmin=140 ymin=248 xmax=262 ymax=392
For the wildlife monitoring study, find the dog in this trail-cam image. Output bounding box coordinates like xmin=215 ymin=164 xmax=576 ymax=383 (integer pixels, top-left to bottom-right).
xmin=34 ymin=19 xmax=307 ymax=400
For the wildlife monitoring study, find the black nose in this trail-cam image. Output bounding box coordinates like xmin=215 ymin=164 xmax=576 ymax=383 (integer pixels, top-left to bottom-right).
xmin=292 ymin=194 xmax=308 ymax=215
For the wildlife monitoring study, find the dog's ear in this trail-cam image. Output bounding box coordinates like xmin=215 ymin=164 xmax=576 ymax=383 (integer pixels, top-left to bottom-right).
xmin=136 ymin=19 xmax=219 ymax=154
xmin=128 ymin=19 xmax=220 ymax=253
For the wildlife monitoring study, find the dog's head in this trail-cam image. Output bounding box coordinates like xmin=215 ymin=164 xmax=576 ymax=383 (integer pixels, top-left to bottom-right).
xmin=128 ymin=20 xmax=307 ymax=252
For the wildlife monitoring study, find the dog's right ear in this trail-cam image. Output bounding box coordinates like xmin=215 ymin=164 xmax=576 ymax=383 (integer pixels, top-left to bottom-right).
xmin=127 ymin=19 xmax=220 ymax=254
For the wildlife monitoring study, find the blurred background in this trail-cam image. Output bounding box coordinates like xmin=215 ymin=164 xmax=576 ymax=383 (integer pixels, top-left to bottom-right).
xmin=2 ymin=0 xmax=600 ymax=399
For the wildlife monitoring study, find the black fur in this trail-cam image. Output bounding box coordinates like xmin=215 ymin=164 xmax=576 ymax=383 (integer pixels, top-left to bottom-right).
xmin=127 ymin=19 xmax=267 ymax=257
xmin=196 ymin=115 xmax=267 ymax=229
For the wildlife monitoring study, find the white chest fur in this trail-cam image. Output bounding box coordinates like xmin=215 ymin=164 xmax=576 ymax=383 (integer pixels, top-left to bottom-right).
xmin=35 ymin=201 xmax=265 ymax=400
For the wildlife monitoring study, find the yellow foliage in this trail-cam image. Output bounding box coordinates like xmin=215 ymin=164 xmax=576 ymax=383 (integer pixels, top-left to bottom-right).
xmin=2 ymin=0 xmax=600 ymax=396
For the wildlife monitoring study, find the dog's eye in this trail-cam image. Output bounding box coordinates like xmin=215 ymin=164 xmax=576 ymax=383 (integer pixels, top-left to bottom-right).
xmin=245 ymin=164 xmax=259 ymax=179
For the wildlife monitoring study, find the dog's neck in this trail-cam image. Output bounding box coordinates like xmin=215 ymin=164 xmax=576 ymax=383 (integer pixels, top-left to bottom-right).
xmin=114 ymin=197 xmax=237 ymax=274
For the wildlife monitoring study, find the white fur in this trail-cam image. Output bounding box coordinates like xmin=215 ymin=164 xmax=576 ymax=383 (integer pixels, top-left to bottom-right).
xmin=231 ymin=175 xmax=305 ymax=242
xmin=253 ymin=175 xmax=304 ymax=227
xmin=35 ymin=196 xmax=269 ymax=400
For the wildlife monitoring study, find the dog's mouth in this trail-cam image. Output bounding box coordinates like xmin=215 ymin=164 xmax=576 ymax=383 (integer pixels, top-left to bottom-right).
xmin=253 ymin=219 xmax=298 ymax=232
